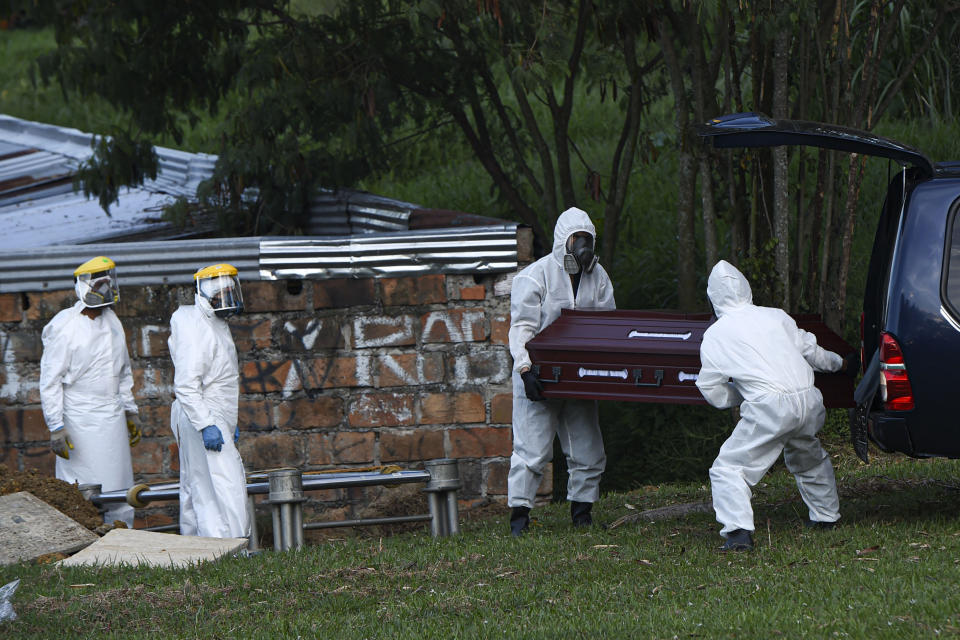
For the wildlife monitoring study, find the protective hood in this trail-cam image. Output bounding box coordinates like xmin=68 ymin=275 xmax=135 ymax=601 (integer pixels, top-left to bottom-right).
xmin=706 ymin=260 xmax=753 ymax=318
xmin=551 ymin=207 xmax=597 ymax=267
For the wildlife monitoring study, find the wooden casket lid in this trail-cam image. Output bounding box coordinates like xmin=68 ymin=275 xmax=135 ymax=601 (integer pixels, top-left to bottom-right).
xmin=526 ymin=308 xmax=712 ymax=356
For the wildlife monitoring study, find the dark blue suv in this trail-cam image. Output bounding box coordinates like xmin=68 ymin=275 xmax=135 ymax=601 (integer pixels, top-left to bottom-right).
xmin=698 ymin=113 xmax=960 ymax=462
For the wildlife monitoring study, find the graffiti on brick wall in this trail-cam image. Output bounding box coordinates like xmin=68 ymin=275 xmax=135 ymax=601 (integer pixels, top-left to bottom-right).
xmin=139 ymin=324 xmax=166 ymax=357
xmin=379 ymin=355 xmax=416 ymax=385
xmin=284 ymin=320 xmax=329 ymax=398
xmin=0 ymin=329 xmax=35 ymax=403
xmin=353 ymin=316 xmax=414 ymax=348
xmin=137 ymin=365 xmax=174 ymax=399
xmin=283 ymin=319 xmax=324 ymax=350
xmin=421 ymin=310 xmax=485 ymax=342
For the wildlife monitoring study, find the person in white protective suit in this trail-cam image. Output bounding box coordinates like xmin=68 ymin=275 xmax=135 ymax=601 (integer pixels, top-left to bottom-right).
xmin=168 ymin=263 xmax=250 ymax=539
xmin=507 ymin=207 xmax=616 ymax=536
xmin=696 ymin=260 xmax=857 ymax=552
xmin=39 ymin=256 xmax=142 ymax=528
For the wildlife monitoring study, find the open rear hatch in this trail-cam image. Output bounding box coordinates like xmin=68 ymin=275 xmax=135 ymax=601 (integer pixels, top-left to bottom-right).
xmin=695 ymin=112 xmax=934 ymax=177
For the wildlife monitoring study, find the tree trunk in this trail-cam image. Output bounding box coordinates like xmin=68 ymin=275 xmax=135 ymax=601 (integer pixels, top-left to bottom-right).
xmin=699 ymin=155 xmax=718 ymax=271
xmin=659 ymin=18 xmax=698 ymax=309
xmin=772 ymin=27 xmax=791 ymax=308
xmin=826 ymin=154 xmax=867 ymax=331
xmin=806 ymin=148 xmax=828 ymax=310
xmin=601 ymin=28 xmax=646 ymax=267
xmin=676 ymin=153 xmax=699 ymax=309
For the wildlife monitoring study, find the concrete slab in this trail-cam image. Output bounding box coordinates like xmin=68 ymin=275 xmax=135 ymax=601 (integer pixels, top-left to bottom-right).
xmin=59 ymin=528 xmax=248 ymax=568
xmin=0 ymin=491 xmax=98 ymax=566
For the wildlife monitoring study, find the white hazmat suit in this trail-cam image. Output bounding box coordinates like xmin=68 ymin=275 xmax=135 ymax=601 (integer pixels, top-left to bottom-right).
xmin=39 ymin=301 xmax=137 ymax=527
xmin=508 ymin=207 xmax=616 ymax=509
xmin=696 ymin=260 xmax=843 ymax=537
xmin=168 ymin=299 xmax=250 ymax=538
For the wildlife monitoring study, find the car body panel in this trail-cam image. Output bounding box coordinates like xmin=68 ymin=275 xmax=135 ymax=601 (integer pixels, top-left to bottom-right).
xmin=882 ymin=180 xmax=960 ymax=455
xmin=697 ymin=112 xmax=960 ymax=459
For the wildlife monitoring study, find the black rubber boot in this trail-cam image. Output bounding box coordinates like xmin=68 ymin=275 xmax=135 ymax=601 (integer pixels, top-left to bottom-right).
xmin=805 ymin=518 xmax=839 ymax=531
xmin=571 ymin=501 xmax=593 ymax=527
xmin=721 ymin=529 xmax=754 ymax=552
xmin=510 ymin=506 xmax=531 ymax=537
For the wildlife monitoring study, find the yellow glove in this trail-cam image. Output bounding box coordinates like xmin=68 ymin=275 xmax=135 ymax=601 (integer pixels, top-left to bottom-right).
xmin=50 ymin=427 xmax=74 ymax=459
xmin=126 ymin=414 xmax=142 ymax=447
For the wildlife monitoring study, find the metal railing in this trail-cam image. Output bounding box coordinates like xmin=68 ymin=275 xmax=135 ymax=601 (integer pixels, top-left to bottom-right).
xmin=82 ymin=459 xmax=462 ymax=552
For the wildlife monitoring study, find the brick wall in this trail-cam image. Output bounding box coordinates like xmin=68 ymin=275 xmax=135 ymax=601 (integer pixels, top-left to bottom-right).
xmin=0 ymin=260 xmax=552 ymax=529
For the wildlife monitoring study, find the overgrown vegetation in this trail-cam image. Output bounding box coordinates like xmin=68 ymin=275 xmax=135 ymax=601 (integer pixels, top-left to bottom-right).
xmin=4 ymin=433 xmax=960 ymax=638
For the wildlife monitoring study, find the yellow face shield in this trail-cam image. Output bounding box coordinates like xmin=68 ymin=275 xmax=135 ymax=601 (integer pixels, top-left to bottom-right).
xmin=196 ymin=273 xmax=244 ymax=318
xmin=75 ymin=267 xmax=119 ymax=308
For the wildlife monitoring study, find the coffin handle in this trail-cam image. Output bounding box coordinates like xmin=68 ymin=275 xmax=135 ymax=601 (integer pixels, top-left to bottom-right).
xmin=633 ymin=368 xmax=664 ymax=388
xmin=533 ymin=365 xmax=562 ymax=384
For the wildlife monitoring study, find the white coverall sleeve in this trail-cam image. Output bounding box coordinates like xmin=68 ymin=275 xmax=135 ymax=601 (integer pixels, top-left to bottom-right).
xmin=169 ymin=313 xmax=216 ymax=430
xmin=696 ymin=345 xmax=743 ymax=409
xmin=596 ymin=266 xmax=617 ymax=310
xmin=792 ymin=318 xmax=843 ymax=373
xmin=39 ymin=321 xmax=70 ymax=429
xmin=508 ymin=273 xmax=543 ymax=373
xmin=114 ymin=317 xmax=138 ymax=414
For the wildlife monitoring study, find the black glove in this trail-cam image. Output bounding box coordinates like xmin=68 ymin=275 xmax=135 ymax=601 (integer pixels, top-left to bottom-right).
xmin=521 ymin=369 xmax=545 ymax=401
xmin=843 ymin=352 xmax=860 ymax=378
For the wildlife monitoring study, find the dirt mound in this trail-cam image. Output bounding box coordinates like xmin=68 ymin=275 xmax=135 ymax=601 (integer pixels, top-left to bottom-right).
xmin=0 ymin=465 xmax=104 ymax=531
xmin=355 ymin=484 xmax=430 ymax=537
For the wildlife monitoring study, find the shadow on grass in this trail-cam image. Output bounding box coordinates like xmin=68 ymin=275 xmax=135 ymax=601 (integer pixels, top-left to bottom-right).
xmin=755 ymin=475 xmax=960 ymax=532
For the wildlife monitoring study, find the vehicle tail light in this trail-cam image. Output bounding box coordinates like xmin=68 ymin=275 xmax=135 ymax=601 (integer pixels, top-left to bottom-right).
xmin=879 ymin=332 xmax=914 ymax=411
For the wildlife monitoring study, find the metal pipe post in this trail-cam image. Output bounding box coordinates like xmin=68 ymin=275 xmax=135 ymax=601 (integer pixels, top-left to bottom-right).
xmin=424 ymin=459 xmax=462 ymax=538
xmin=246 ymin=494 xmax=260 ymax=552
xmin=271 ymin=505 xmax=282 ymax=551
xmin=445 ymin=489 xmax=460 ymax=535
xmin=427 ymin=491 xmax=445 ymax=537
xmin=267 ymin=469 xmax=305 ymax=551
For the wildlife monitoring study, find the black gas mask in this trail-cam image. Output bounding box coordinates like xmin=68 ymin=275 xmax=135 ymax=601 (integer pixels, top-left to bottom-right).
xmin=563 ymin=234 xmax=598 ymax=275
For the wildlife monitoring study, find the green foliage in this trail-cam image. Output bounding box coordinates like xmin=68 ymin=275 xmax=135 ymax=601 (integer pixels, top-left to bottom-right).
xmin=738 ymin=237 xmax=781 ymax=307
xmin=5 ymin=1 xmax=665 ymax=243
xmin=76 ymin=132 xmax=157 ymax=213
xmin=600 ymin=402 xmax=732 ymax=490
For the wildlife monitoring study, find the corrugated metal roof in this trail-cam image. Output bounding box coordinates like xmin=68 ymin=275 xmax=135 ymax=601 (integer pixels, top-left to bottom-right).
xmin=305 ymin=190 xmax=414 ymax=235
xmin=0 ymin=115 xmax=493 ymax=248
xmin=0 ymin=115 xmax=521 ymax=291
xmin=0 ymin=238 xmax=261 ymax=293
xmin=259 ymin=225 xmax=519 ymax=280
xmin=0 ymin=115 xmax=219 ymax=250
xmin=0 ymin=225 xmax=519 ymax=293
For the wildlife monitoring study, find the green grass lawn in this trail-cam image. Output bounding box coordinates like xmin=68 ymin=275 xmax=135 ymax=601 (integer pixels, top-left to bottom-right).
xmin=4 ymin=433 xmax=960 ymax=639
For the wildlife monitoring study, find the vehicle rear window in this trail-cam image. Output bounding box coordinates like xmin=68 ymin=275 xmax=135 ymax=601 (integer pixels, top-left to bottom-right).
xmin=944 ymin=203 xmax=960 ymax=317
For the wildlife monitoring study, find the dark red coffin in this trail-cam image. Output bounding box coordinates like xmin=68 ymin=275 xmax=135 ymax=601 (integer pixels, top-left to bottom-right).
xmin=525 ymin=309 xmax=855 ymax=408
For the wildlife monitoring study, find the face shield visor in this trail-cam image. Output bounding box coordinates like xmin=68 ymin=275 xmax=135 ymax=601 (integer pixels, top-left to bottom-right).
xmin=562 ymin=233 xmax=598 ymax=275
xmin=197 ymin=274 xmax=244 ymax=318
xmin=75 ymin=268 xmax=119 ymax=308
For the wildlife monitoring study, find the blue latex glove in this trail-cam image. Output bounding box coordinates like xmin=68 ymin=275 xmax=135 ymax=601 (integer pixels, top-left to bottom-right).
xmin=233 ymin=426 xmax=239 ymax=445
xmin=201 ymin=425 xmax=224 ymax=452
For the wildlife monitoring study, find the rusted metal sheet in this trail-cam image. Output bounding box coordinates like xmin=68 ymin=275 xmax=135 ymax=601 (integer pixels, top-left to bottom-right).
xmin=526 ymin=309 xmax=855 ymax=408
